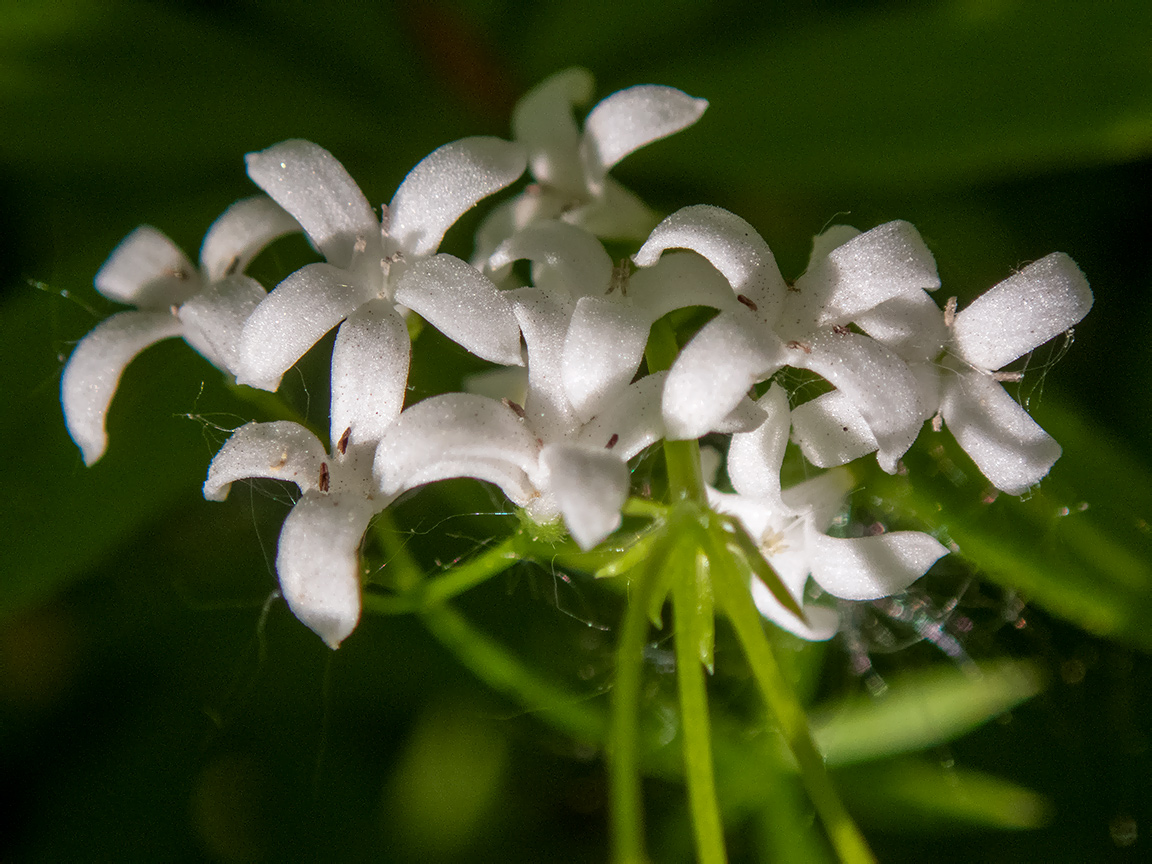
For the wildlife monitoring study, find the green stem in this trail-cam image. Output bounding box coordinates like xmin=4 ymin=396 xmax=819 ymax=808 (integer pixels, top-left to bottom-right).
xmin=672 ymin=569 xmax=726 ymax=864
xmin=421 ymin=603 xmax=605 ymax=743
xmin=362 ymin=534 xmax=524 ymax=615
xmin=644 ymin=316 xmax=706 ymax=504
xmin=419 ymin=535 xmax=522 ymax=606
xmin=610 ymin=561 xmax=661 ymax=864
xmin=712 ymin=549 xmax=875 ymax=864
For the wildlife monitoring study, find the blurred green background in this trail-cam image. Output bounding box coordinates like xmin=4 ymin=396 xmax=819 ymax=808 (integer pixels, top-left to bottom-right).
xmin=2 ymin=0 xmax=1151 ymax=860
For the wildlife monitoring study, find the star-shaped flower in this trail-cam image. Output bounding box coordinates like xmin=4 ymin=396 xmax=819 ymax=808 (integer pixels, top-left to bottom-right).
xmin=791 ymin=252 xmax=1093 ymax=494
xmin=204 ymin=298 xmax=410 ymax=648
xmin=709 ymin=385 xmax=949 ymax=640
xmin=61 ymin=196 xmax=299 ymax=465
xmin=474 ymin=67 xmax=708 ymax=262
xmin=634 ymin=207 xmax=941 ymax=472
xmin=374 ymin=279 xmax=671 ymax=550
xmin=486 ymin=219 xmax=740 ymax=422
xmin=237 ymin=137 xmax=527 ymax=396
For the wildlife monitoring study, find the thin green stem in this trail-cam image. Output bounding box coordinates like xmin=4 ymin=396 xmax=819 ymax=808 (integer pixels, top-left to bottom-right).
xmin=672 ymin=567 xmax=726 ymax=864
xmin=362 ymin=534 xmax=524 ymax=615
xmin=610 ymin=560 xmax=661 ymax=864
xmin=622 ymin=497 xmax=668 ymax=519
xmin=712 ymin=546 xmax=875 ymax=864
xmin=664 ymin=439 xmax=706 ymax=504
xmin=420 ymin=535 xmax=522 ymax=606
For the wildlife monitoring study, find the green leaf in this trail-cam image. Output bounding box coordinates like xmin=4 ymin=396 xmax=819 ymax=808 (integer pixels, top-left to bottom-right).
xmin=645 ymin=0 xmax=1152 ymax=192
xmin=810 ymin=659 xmax=1043 ymax=767
xmin=837 ymin=760 xmax=1051 ymax=832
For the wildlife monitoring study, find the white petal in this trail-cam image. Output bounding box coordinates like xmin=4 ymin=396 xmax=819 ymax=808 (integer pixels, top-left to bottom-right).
xmin=540 ymin=443 xmax=629 ymax=549
xmin=60 ymin=310 xmax=183 ymax=465
xmin=787 ymin=330 xmax=924 ymax=473
xmin=199 ymin=195 xmax=301 ymax=281
xmin=809 ymin=528 xmax=948 ymax=600
xmin=808 ymin=224 xmax=861 ymax=263
xmin=727 ymin=384 xmax=790 ymax=502
xmin=489 ymin=220 xmax=613 ymax=299
xmin=627 ymin=250 xmax=741 ymax=322
xmin=510 ymin=287 xmax=580 ymax=441
xmin=853 ymin=289 xmax=947 ymax=361
xmin=373 ymin=394 xmax=539 ymax=496
xmin=713 ymin=396 xmax=768 ymax=434
xmin=393 ymin=254 xmax=522 ymax=366
xmin=95 ymin=226 xmax=198 ymax=309
xmin=791 ymin=390 xmax=879 ymax=469
xmin=952 ymin=252 xmax=1093 ymax=371
xmin=580 ymin=85 xmax=708 ymax=193
xmin=178 ymin=275 xmax=267 ymax=373
xmin=236 ymin=262 xmax=374 ymax=391
xmin=203 ymin=420 xmax=327 ymax=501
xmin=245 ymin=140 xmax=378 ymax=270
xmin=575 ymin=371 xmax=666 ymax=460
xmin=750 ymin=580 xmax=840 ymax=642
xmin=330 ymin=300 xmax=410 ymax=447
xmin=780 ymin=469 xmax=854 ymax=533
xmin=277 ymin=492 xmax=375 ymax=649
xmin=788 ymin=220 xmax=940 ymax=332
xmin=564 ymin=176 xmax=659 ymax=241
xmin=706 ymin=487 xmax=780 ymax=544
xmin=633 ymin=205 xmax=787 ymax=325
xmin=563 ymin=296 xmax=650 ymax=422
xmin=512 ymin=67 xmax=595 ymax=195
xmin=940 ymin=369 xmax=1062 ymax=494
xmin=389 ymin=137 xmax=527 ymax=258
xmin=397 ymin=455 xmax=537 ymax=507
xmin=663 ymin=312 xmax=782 ymax=440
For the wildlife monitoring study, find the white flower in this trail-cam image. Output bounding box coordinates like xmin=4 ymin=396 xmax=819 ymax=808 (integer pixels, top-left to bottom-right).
xmin=941 ymin=253 xmax=1093 ymax=493
xmin=374 ymin=284 xmax=670 ymax=550
xmin=61 ymin=196 xmax=299 ymax=465
xmin=635 ymin=208 xmax=940 ymax=472
xmin=474 ymin=68 xmax=708 ymax=262
xmin=487 ymin=219 xmax=740 ymax=422
xmin=792 ymin=251 xmax=1093 ymax=494
xmin=709 ymin=385 xmax=949 ymax=640
xmin=237 ymin=137 xmax=527 ymax=393
xmin=203 ymin=299 xmax=410 ymax=648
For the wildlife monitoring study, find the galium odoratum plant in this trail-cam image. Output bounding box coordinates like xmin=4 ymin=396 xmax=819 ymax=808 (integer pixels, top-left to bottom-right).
xmin=60 ymin=67 xmax=1092 ymax=863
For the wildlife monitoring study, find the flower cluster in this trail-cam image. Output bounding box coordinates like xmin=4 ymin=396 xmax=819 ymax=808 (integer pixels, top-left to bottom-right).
xmin=61 ymin=69 xmax=1092 ymax=650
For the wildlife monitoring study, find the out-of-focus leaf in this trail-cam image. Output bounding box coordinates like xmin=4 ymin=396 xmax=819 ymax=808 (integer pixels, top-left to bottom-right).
xmin=0 ymin=0 xmax=464 ymax=184
xmin=641 ymin=0 xmax=1152 ymax=192
xmin=810 ymin=659 xmax=1043 ymax=767
xmin=837 ymin=760 xmax=1051 ymax=831
xmin=864 ymin=399 xmax=1152 ymax=651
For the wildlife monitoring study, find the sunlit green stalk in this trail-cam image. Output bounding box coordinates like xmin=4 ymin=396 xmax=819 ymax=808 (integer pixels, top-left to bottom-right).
xmin=672 ymin=567 xmax=726 ymax=864
xmin=711 ymin=544 xmax=875 ymax=864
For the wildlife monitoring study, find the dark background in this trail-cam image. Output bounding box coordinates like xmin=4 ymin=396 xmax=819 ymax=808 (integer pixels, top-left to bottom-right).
xmin=2 ymin=1 xmax=1150 ymax=860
